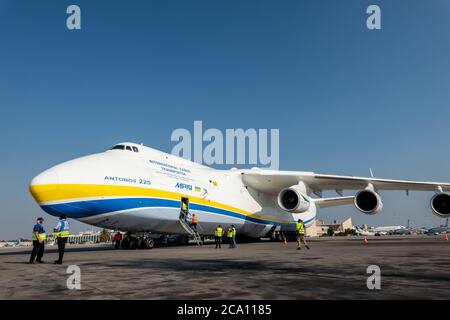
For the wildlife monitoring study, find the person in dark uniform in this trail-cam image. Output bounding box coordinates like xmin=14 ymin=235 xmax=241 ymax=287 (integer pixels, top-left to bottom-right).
xmin=29 ymin=217 xmax=46 ymax=264
xmin=53 ymin=214 xmax=70 ymax=264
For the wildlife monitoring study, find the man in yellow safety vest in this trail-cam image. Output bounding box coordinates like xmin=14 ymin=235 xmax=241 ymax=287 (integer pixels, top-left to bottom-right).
xmin=227 ymin=226 xmax=234 ymax=248
xmin=53 ymin=214 xmax=70 ymax=264
xmin=226 ymin=225 xmax=237 ymax=248
xmin=231 ymin=225 xmax=237 ymax=248
xmin=296 ymin=219 xmax=310 ymax=250
xmin=215 ymin=225 xmax=224 ymax=249
xmin=29 ymin=217 xmax=46 ymax=264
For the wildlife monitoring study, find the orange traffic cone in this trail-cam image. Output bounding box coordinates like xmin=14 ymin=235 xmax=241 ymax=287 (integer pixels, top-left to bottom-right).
xmin=445 ymin=234 xmax=448 ymax=241
xmin=363 ymin=236 xmax=368 ymax=244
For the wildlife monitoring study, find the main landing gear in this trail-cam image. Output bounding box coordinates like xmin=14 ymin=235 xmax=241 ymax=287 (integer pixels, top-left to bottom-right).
xmin=120 ymin=232 xmax=154 ymax=250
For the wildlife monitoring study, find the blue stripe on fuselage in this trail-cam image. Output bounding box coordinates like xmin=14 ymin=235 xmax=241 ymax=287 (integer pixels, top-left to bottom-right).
xmin=41 ymin=197 xmax=315 ymax=226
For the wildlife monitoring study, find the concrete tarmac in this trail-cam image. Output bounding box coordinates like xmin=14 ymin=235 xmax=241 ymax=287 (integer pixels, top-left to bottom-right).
xmin=0 ymin=236 xmax=449 ymax=299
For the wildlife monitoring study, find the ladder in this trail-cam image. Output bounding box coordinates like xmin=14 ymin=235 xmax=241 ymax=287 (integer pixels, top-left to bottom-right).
xmin=179 ymin=218 xmax=202 ymax=246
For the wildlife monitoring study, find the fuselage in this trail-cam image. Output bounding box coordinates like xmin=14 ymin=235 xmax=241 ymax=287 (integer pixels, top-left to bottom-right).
xmin=29 ymin=142 xmax=316 ymax=238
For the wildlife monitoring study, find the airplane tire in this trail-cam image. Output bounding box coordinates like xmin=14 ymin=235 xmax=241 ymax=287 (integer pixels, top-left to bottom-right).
xmin=142 ymin=237 xmax=154 ymax=249
xmin=147 ymin=238 xmax=155 ymax=249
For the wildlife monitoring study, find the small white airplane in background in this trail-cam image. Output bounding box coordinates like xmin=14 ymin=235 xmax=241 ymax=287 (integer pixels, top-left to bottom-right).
xmin=372 ymin=225 xmax=406 ymax=233
xmin=0 ymin=241 xmax=18 ymax=248
xmin=29 ymin=142 xmax=450 ymax=247
xmin=355 ymin=227 xmax=376 ymax=236
xmin=372 ymin=225 xmax=407 ymax=234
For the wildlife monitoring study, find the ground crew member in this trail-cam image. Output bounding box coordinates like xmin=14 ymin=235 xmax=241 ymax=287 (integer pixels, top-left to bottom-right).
xmin=296 ymin=219 xmax=310 ymax=250
xmin=215 ymin=225 xmax=223 ymax=248
xmin=113 ymin=231 xmax=123 ymax=249
xmin=53 ymin=214 xmax=70 ymax=264
xmin=231 ymin=225 xmax=237 ymax=248
xmin=227 ymin=226 xmax=234 ymax=248
xmin=180 ymin=199 xmax=189 ymax=221
xmin=191 ymin=214 xmax=199 ymax=231
xmin=29 ymin=217 xmax=46 ymax=264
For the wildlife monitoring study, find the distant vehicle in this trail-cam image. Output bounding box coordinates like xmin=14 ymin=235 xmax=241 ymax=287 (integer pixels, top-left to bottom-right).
xmin=391 ymin=228 xmax=412 ymax=235
xmin=426 ymin=218 xmax=449 ymax=235
xmin=417 ymin=227 xmax=429 ymax=234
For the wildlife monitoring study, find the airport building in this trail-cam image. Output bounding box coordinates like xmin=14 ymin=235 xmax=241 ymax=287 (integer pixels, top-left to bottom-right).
xmin=43 ymin=230 xmax=112 ymax=245
xmin=0 ymin=231 xmax=112 ymax=248
xmin=67 ymin=230 xmax=111 ymax=244
xmin=307 ymin=218 xmax=354 ymax=237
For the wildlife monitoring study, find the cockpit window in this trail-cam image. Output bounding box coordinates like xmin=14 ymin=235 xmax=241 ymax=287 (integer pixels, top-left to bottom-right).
xmin=111 ymin=144 xmax=139 ymax=152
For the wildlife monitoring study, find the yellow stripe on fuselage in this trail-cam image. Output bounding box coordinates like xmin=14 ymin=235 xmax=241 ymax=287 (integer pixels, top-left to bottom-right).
xmin=29 ymin=184 xmax=293 ymax=223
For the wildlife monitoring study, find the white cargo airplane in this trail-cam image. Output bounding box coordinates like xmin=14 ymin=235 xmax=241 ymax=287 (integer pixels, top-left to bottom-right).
xmin=29 ymin=142 xmax=450 ymax=245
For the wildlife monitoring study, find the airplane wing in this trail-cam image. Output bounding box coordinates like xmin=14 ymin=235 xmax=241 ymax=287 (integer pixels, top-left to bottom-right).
xmin=312 ymin=196 xmax=355 ymax=208
xmin=240 ymin=170 xmax=450 ymax=195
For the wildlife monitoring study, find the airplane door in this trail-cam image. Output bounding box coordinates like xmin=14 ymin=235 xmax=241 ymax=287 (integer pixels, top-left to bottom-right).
xmin=180 ymin=197 xmax=189 ymax=221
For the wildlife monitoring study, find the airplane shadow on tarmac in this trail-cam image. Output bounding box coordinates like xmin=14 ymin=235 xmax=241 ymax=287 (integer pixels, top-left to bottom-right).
xmin=0 ymin=246 xmax=114 ymax=256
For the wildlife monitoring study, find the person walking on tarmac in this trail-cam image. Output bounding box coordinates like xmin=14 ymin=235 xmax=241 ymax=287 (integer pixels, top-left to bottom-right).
xmin=53 ymin=214 xmax=70 ymax=264
xmin=296 ymin=219 xmax=310 ymax=250
xmin=29 ymin=217 xmax=46 ymax=264
xmin=215 ymin=225 xmax=223 ymax=249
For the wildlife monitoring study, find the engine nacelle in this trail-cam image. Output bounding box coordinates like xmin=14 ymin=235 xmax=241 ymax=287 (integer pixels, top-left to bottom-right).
xmin=277 ymin=185 xmax=310 ymax=213
xmin=354 ymin=190 xmax=383 ymax=214
xmin=430 ymin=193 xmax=450 ymax=218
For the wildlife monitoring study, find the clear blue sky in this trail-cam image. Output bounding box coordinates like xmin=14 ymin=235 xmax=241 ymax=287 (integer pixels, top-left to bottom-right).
xmin=1 ymin=0 xmax=450 ymax=240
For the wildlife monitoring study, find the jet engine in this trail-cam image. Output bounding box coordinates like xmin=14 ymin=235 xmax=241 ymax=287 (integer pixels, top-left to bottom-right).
xmin=354 ymin=189 xmax=383 ymax=214
xmin=277 ymin=184 xmax=310 ymax=213
xmin=430 ymin=193 xmax=450 ymax=218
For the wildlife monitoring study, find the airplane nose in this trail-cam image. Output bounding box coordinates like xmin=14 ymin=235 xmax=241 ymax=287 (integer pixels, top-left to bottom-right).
xmin=29 ymin=168 xmax=60 ymax=204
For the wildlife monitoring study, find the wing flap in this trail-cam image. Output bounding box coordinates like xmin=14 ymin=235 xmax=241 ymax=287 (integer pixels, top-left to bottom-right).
xmin=312 ymin=196 xmax=355 ymax=208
